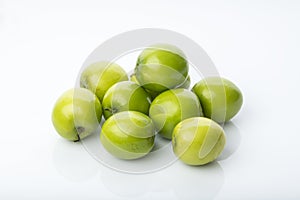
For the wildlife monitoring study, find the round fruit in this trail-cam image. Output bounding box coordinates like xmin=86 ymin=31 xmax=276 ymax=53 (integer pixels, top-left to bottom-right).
xmin=172 ymin=117 xmax=226 ymax=165
xmin=80 ymin=61 xmax=128 ymax=102
xmin=135 ymin=44 xmax=189 ymax=93
xmin=149 ymin=88 xmax=203 ymax=139
xmin=52 ymin=88 xmax=102 ymax=141
xmin=102 ymin=81 xmax=151 ymax=119
xmin=100 ymin=111 xmax=155 ymax=160
xmin=192 ymin=77 xmax=243 ymax=123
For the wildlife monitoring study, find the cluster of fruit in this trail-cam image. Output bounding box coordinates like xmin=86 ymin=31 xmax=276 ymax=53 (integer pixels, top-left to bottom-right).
xmin=52 ymin=44 xmax=243 ymax=166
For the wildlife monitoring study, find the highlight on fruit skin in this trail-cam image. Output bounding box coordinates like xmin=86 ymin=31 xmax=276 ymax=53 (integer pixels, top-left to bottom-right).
xmin=192 ymin=77 xmax=243 ymax=123
xmin=100 ymin=111 xmax=155 ymax=160
xmin=52 ymin=88 xmax=102 ymax=142
xmin=172 ymin=117 xmax=226 ymax=165
xmin=80 ymin=61 xmax=128 ymax=102
xmin=135 ymin=44 xmax=189 ymax=93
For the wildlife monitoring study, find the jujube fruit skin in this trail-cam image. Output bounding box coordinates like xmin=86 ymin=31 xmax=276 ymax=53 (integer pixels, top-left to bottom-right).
xmin=172 ymin=117 xmax=226 ymax=165
xmin=192 ymin=77 xmax=243 ymax=123
xmin=100 ymin=111 xmax=155 ymax=160
xmin=80 ymin=61 xmax=128 ymax=102
xmin=52 ymin=88 xmax=102 ymax=141
xmin=102 ymin=81 xmax=151 ymax=119
xmin=135 ymin=44 xmax=189 ymax=93
xmin=149 ymin=88 xmax=203 ymax=139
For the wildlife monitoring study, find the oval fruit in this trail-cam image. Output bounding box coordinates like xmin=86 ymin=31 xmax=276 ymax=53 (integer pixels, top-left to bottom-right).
xmin=102 ymin=81 xmax=151 ymax=119
xmin=149 ymin=88 xmax=203 ymax=139
xmin=80 ymin=61 xmax=128 ymax=102
xmin=52 ymin=88 xmax=102 ymax=141
xmin=172 ymin=117 xmax=226 ymax=165
xmin=192 ymin=77 xmax=243 ymax=123
xmin=135 ymin=44 xmax=189 ymax=93
xmin=100 ymin=111 xmax=155 ymax=160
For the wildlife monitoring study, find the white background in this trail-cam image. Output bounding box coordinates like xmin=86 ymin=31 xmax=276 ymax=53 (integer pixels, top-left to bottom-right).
xmin=1 ymin=0 xmax=300 ymax=199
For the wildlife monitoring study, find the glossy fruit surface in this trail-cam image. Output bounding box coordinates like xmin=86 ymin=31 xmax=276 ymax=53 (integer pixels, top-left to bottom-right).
xmin=80 ymin=61 xmax=128 ymax=102
xmin=135 ymin=44 xmax=189 ymax=93
xmin=100 ymin=111 xmax=155 ymax=159
xmin=102 ymin=81 xmax=151 ymax=119
xmin=192 ymin=77 xmax=243 ymax=123
xmin=172 ymin=117 xmax=226 ymax=165
xmin=149 ymin=88 xmax=203 ymax=139
xmin=52 ymin=88 xmax=102 ymax=141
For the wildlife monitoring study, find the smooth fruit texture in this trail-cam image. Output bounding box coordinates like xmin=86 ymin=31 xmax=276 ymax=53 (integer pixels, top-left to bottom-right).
xmin=149 ymin=88 xmax=203 ymax=139
xmin=192 ymin=77 xmax=243 ymax=123
xmin=100 ymin=111 xmax=155 ymax=159
xmin=102 ymin=81 xmax=151 ymax=119
xmin=135 ymin=44 xmax=189 ymax=93
xmin=52 ymin=88 xmax=102 ymax=141
xmin=172 ymin=117 xmax=226 ymax=165
xmin=80 ymin=61 xmax=128 ymax=102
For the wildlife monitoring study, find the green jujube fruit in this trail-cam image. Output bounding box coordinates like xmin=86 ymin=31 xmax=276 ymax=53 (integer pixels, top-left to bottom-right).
xmin=192 ymin=77 xmax=243 ymax=123
xmin=80 ymin=61 xmax=128 ymax=102
xmin=52 ymin=88 xmax=102 ymax=141
xmin=100 ymin=111 xmax=155 ymax=160
xmin=135 ymin=44 xmax=189 ymax=93
xmin=149 ymin=88 xmax=203 ymax=139
xmin=172 ymin=117 xmax=226 ymax=165
xmin=102 ymin=81 xmax=151 ymax=119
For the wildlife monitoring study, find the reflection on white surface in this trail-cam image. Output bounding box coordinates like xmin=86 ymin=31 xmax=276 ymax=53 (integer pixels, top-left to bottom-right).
xmin=52 ymin=139 xmax=99 ymax=182
xmin=217 ymin=122 xmax=242 ymax=161
xmin=81 ymin=120 xmax=241 ymax=174
xmin=171 ymin=162 xmax=224 ymax=200
xmin=52 ymin=136 xmax=224 ymax=199
xmin=99 ymin=161 xmax=224 ymax=200
xmin=81 ymin=127 xmax=178 ymax=174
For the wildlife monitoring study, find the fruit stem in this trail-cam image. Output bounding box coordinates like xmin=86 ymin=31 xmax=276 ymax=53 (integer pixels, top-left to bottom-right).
xmin=104 ymin=107 xmax=118 ymax=114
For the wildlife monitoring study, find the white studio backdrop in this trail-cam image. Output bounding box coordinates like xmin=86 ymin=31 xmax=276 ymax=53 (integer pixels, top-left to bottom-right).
xmin=0 ymin=0 xmax=300 ymax=199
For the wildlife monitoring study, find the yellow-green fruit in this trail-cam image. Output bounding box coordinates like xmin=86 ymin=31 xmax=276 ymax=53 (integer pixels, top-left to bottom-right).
xmin=149 ymin=88 xmax=203 ymax=139
xmin=172 ymin=117 xmax=226 ymax=165
xmin=100 ymin=111 xmax=155 ymax=160
xmin=135 ymin=44 xmax=189 ymax=93
xmin=102 ymin=81 xmax=151 ymax=119
xmin=192 ymin=77 xmax=243 ymax=123
xmin=80 ymin=61 xmax=128 ymax=102
xmin=52 ymin=88 xmax=102 ymax=141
